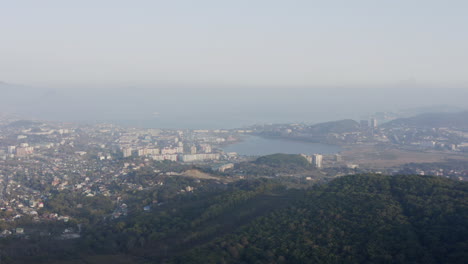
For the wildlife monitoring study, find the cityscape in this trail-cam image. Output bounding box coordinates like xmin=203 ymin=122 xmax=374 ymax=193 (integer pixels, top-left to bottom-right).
xmin=1 ymin=1 xmax=467 ymax=263
xmin=0 ymin=109 xmax=467 ymax=242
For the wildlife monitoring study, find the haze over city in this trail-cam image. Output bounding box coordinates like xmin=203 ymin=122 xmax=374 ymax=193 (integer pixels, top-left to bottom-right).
xmin=1 ymin=1 xmax=468 ymax=263
xmin=1 ymin=1 xmax=467 ymax=128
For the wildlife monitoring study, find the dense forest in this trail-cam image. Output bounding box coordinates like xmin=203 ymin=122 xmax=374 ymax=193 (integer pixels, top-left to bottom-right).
xmin=2 ymin=174 xmax=467 ymax=264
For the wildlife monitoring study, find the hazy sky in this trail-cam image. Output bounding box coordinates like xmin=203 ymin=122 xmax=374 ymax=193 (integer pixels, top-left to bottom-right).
xmin=1 ymin=0 xmax=467 ymax=87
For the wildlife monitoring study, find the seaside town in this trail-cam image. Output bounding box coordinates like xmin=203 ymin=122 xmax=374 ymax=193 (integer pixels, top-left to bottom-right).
xmin=2 ymin=2 xmax=468 ymax=262
xmin=0 ymin=111 xmax=467 ymax=239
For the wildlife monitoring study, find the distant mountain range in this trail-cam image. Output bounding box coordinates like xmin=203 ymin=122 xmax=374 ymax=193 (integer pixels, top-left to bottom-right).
xmin=384 ymin=111 xmax=468 ymax=129
xmin=1 ymin=81 xmax=467 ymax=130
xmin=0 ymin=81 xmax=55 ymax=118
xmin=396 ymin=105 xmax=466 ymax=117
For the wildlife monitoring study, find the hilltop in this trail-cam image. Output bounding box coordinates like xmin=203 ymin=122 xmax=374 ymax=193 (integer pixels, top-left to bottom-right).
xmin=177 ymin=174 xmax=468 ymax=264
xmin=306 ymin=119 xmax=361 ymax=134
xmin=384 ymin=111 xmax=468 ymax=129
xmin=254 ymin=153 xmax=310 ymax=168
xmin=7 ymin=174 xmax=467 ymax=264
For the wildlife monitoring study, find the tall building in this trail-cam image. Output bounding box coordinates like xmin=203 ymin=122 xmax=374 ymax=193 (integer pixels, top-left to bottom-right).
xmin=152 ymin=154 xmax=178 ymax=162
xmin=16 ymin=146 xmax=34 ymax=157
xmin=200 ymin=144 xmax=212 ymax=153
xmin=179 ymin=153 xmax=220 ymax=162
xmin=7 ymin=146 xmax=16 ymax=154
xmin=161 ymin=147 xmax=182 ymax=155
xmin=334 ymin=154 xmax=342 ymax=162
xmin=370 ymin=118 xmax=378 ymax=128
xmin=122 ymin=148 xmax=132 ymax=158
xmin=313 ymin=154 xmax=323 ymax=169
xmin=147 ymin=148 xmax=160 ymax=155
xmin=190 ymin=145 xmax=197 ymax=154
xmin=138 ymin=148 xmax=148 ymax=156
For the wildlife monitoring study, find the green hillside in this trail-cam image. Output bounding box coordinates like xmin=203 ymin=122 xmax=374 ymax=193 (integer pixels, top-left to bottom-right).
xmin=5 ymin=175 xmax=468 ymax=264
xmin=254 ymin=153 xmax=310 ymax=168
xmin=306 ymin=119 xmax=361 ymax=134
xmin=175 ymin=175 xmax=468 ymax=264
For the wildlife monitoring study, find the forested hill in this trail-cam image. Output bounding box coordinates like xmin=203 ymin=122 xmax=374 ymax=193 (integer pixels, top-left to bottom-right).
xmin=254 ymin=153 xmax=310 ymax=168
xmin=384 ymin=111 xmax=468 ymax=129
xmin=176 ymin=175 xmax=468 ymax=264
xmin=306 ymin=119 xmax=360 ymax=134
xmin=5 ymin=175 xmax=468 ymax=264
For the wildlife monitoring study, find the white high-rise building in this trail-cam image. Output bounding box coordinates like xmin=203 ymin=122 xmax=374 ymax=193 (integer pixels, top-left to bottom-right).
xmin=7 ymin=146 xmax=16 ymax=154
xmin=200 ymin=144 xmax=212 ymax=153
xmin=370 ymin=118 xmax=378 ymax=128
xmin=313 ymin=154 xmax=323 ymax=169
xmin=122 ymin=148 xmax=132 ymax=158
xmin=16 ymin=147 xmax=34 ymax=157
xmin=190 ymin=145 xmax=197 ymax=154
xmin=138 ymin=149 xmax=148 ymax=156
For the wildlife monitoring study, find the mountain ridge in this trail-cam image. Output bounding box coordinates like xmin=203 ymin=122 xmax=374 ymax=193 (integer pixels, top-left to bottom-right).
xmin=384 ymin=111 xmax=468 ymax=129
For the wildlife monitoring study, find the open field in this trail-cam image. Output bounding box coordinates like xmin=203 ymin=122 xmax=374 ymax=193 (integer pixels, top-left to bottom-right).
xmin=181 ymin=169 xmax=224 ymax=180
xmin=340 ymin=144 xmax=468 ymax=169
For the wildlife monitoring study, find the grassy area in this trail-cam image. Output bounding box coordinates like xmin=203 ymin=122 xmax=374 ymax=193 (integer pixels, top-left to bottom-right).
xmin=341 ymin=144 xmax=468 ymax=168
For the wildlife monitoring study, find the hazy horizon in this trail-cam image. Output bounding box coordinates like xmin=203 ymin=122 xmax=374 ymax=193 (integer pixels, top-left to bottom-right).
xmin=1 ymin=81 xmax=467 ymax=129
xmin=1 ymin=1 xmax=468 ymax=128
